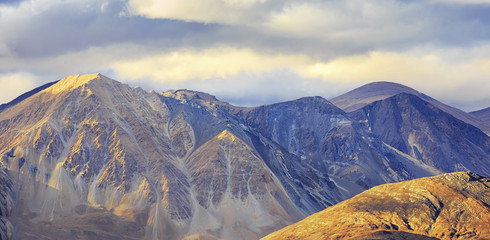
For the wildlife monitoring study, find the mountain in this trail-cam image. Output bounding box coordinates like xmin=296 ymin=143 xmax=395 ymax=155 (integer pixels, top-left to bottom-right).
xmin=0 ymin=74 xmax=313 ymax=239
xmin=471 ymin=107 xmax=490 ymax=124
xmin=262 ymin=172 xmax=490 ymax=240
xmin=0 ymin=74 xmax=488 ymax=240
xmin=330 ymin=82 xmax=422 ymax=112
xmin=349 ymin=93 xmax=490 ymax=175
xmin=330 ymin=81 xmax=490 ymax=134
xmin=234 ymin=97 xmax=440 ymax=194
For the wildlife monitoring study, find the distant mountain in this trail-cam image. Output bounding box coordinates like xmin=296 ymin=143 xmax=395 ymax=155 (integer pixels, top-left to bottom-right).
xmin=0 ymin=74 xmax=488 ymax=240
xmin=471 ymin=106 xmax=490 ymax=124
xmin=349 ymin=93 xmax=490 ymax=175
xmin=262 ymin=172 xmax=490 ymax=240
xmin=330 ymin=82 xmax=422 ymax=112
xmin=330 ymin=81 xmax=490 ymax=134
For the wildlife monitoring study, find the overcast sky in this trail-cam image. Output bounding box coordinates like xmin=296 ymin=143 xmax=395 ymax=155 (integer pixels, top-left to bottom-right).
xmin=1 ymin=0 xmax=489 ymax=111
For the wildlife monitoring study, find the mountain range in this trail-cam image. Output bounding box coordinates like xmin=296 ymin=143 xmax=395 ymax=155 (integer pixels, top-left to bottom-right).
xmin=0 ymin=74 xmax=488 ymax=239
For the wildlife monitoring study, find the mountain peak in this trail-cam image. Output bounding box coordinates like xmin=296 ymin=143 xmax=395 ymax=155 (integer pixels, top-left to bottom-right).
xmin=48 ymin=73 xmax=113 ymax=94
xmin=341 ymin=81 xmax=419 ymax=95
xmin=162 ymin=89 xmax=220 ymax=103
xmin=360 ymin=81 xmax=416 ymax=89
xmin=330 ymin=81 xmax=420 ymax=112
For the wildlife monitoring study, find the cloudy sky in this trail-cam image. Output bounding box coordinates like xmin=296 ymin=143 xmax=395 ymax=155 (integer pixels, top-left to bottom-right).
xmin=0 ymin=0 xmax=489 ymax=111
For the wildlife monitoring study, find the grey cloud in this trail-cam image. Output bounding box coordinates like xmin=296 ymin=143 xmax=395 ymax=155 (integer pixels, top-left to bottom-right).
xmin=0 ymin=0 xmax=26 ymax=6
xmin=2 ymin=0 xmax=490 ymax=62
xmin=152 ymin=1 xmax=490 ymax=61
xmin=1 ymin=0 xmax=218 ymax=58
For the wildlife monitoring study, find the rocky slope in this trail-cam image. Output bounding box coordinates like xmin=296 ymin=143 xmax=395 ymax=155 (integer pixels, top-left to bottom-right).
xmin=330 ymin=81 xmax=490 ymax=134
xmin=0 ymin=74 xmax=488 ymax=239
xmin=235 ymin=96 xmax=440 ymax=193
xmin=350 ymin=93 xmax=490 ymax=175
xmin=0 ymin=167 xmax=13 ymax=240
xmin=262 ymin=172 xmax=490 ymax=240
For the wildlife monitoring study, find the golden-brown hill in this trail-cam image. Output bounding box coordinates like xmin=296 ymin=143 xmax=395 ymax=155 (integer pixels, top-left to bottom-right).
xmin=263 ymin=172 xmax=490 ymax=240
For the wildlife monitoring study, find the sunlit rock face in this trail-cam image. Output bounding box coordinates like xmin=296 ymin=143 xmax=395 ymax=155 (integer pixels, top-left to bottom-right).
xmin=263 ymin=172 xmax=490 ymax=240
xmin=0 ymin=74 xmax=488 ymax=239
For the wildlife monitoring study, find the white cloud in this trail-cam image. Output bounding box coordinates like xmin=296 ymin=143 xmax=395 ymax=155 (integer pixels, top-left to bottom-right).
xmin=126 ymin=0 xmax=273 ymax=24
xmin=0 ymin=72 xmax=37 ymax=104
xmin=303 ymin=48 xmax=490 ymax=110
xmin=111 ymin=47 xmax=311 ymax=82
xmin=267 ymin=1 xmax=410 ymax=34
xmin=109 ymin=45 xmax=490 ymax=110
xmin=0 ymin=43 xmax=489 ymax=110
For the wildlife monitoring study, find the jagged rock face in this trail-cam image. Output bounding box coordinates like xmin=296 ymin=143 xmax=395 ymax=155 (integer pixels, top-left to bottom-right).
xmin=350 ymin=93 xmax=490 ymax=176
xmin=263 ymin=172 xmax=490 ymax=240
xmin=0 ymin=74 xmax=488 ymax=240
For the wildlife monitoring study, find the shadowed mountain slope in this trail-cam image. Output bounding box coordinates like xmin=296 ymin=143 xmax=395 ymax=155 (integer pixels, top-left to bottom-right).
xmin=350 ymin=93 xmax=490 ymax=176
xmin=236 ymin=96 xmax=440 ymax=193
